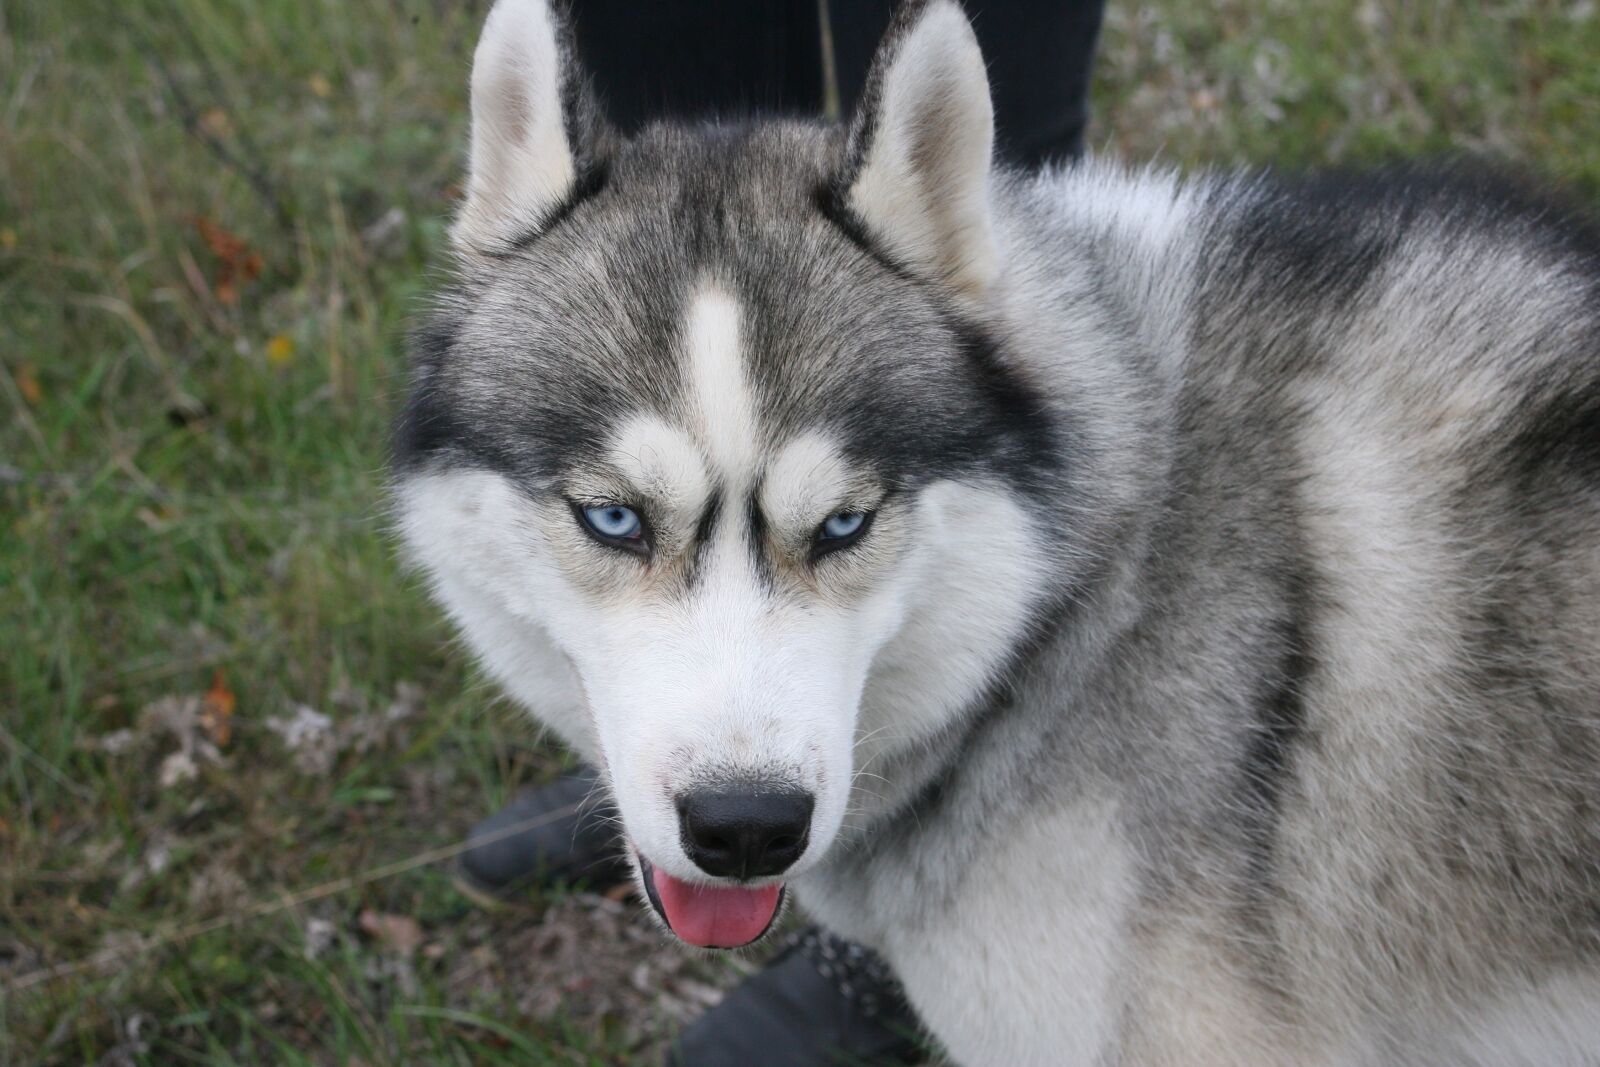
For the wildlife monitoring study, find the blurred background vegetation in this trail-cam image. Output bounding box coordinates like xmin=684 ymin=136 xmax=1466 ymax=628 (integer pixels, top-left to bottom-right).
xmin=2 ymin=0 xmax=1596 ymax=1063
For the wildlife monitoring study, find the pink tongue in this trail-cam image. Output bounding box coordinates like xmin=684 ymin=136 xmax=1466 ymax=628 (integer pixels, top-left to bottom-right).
xmin=650 ymin=866 xmax=782 ymax=948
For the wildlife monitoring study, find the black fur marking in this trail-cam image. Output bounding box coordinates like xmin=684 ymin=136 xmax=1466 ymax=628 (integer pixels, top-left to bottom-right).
xmin=399 ymin=123 xmax=1062 ymax=543
xmin=1225 ymin=174 xmax=1405 ymax=314
xmin=505 ymin=160 xmax=613 ymax=252
xmin=810 ymin=185 xmax=1061 ymax=501
xmin=1239 ymin=565 xmax=1316 ymax=895
xmin=949 ymin=318 xmax=1061 ymax=496
xmin=1504 ymin=385 xmax=1600 ymax=483
xmin=391 ymin=314 xmax=480 ymax=470
xmin=684 ymin=488 xmax=723 ymax=589
xmin=825 ymin=310 xmax=1062 ymax=503
xmin=1195 ymin=162 xmax=1600 ymax=399
xmin=810 ymin=181 xmax=920 ymax=286
xmin=745 ymin=490 xmax=776 ymax=591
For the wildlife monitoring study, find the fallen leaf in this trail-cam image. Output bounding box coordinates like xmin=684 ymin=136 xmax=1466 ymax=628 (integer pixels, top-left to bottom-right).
xmin=194 ymin=216 xmax=263 ymax=306
xmin=0 ymin=227 xmax=16 ymax=250
xmin=307 ymin=72 xmax=333 ymax=98
xmin=200 ymin=668 xmax=235 ymax=748
xmin=265 ymin=334 xmax=295 ymax=367
xmin=359 ymin=910 xmax=424 ymax=956
xmin=14 ymin=364 xmax=42 ymax=406
xmin=198 ymin=106 xmax=233 ymax=139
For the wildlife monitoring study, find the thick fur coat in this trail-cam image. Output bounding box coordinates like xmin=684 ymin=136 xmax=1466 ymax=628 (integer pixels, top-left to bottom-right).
xmin=393 ymin=2 xmax=1600 ymax=1062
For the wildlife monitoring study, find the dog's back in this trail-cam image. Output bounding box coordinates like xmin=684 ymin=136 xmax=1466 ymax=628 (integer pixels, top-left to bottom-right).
xmin=854 ymin=161 xmax=1600 ymax=1065
xmin=1209 ymin=171 xmax=1600 ymax=1062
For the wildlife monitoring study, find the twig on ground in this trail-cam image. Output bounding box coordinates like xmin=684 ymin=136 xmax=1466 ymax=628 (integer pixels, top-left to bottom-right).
xmin=136 ymin=25 xmax=294 ymax=236
xmin=3 ymin=800 xmax=587 ymax=993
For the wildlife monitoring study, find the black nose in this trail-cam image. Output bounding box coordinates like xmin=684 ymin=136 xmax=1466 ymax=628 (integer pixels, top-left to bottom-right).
xmin=678 ymin=790 xmax=814 ymax=880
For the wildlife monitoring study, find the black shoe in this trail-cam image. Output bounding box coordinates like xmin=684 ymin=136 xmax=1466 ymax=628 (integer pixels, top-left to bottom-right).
xmin=454 ymin=765 xmax=628 ymax=905
xmin=667 ymin=927 xmax=926 ymax=1067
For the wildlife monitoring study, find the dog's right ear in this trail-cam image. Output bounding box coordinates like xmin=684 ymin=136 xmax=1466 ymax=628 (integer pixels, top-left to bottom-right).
xmin=454 ymin=0 xmax=609 ymax=256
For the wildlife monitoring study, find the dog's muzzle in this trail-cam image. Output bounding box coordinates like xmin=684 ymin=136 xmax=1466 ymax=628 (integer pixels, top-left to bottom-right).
xmin=637 ymin=787 xmax=812 ymax=949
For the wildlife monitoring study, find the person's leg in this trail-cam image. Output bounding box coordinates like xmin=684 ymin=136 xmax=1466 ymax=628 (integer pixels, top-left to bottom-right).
xmin=568 ymin=0 xmax=1103 ymax=165
xmin=566 ymin=0 xmax=822 ymax=132
xmin=829 ymin=0 xmax=1105 ymax=168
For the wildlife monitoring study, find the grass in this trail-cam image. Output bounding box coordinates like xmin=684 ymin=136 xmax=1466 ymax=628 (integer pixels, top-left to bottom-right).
xmin=1 ymin=0 xmax=1596 ymax=1063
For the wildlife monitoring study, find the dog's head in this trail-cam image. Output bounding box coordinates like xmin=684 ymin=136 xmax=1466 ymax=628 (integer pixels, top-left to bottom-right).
xmin=394 ymin=0 xmax=1064 ymax=948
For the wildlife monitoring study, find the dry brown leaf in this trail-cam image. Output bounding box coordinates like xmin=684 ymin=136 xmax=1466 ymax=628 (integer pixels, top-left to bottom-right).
xmin=198 ymin=106 xmax=233 ymax=139
xmin=200 ymin=668 xmax=235 ymax=748
xmin=359 ymin=910 xmax=424 ymax=956
xmin=14 ymin=364 xmax=42 ymax=406
xmin=194 ymin=216 xmax=263 ymax=306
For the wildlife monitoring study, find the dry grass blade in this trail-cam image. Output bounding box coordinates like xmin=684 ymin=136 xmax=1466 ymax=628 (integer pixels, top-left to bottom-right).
xmin=4 ymin=800 xmax=585 ymax=994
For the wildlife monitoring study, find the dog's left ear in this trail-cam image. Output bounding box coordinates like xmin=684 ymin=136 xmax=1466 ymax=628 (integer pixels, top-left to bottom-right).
xmin=454 ymin=0 xmax=609 ymax=256
xmin=835 ymin=0 xmax=997 ymax=298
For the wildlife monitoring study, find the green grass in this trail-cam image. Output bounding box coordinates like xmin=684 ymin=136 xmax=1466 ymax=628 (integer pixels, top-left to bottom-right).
xmin=1 ymin=0 xmax=1596 ymax=1063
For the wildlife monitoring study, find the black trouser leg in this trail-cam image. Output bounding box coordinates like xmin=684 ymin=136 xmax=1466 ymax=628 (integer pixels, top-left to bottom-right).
xmin=829 ymin=0 xmax=1105 ymax=168
xmin=566 ymin=1 xmax=1104 ymax=168
xmin=566 ymin=0 xmax=824 ymax=132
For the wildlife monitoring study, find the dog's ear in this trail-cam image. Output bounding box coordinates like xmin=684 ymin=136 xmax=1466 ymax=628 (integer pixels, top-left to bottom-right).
xmin=454 ymin=0 xmax=609 ymax=255
xmin=836 ymin=0 xmax=996 ymax=298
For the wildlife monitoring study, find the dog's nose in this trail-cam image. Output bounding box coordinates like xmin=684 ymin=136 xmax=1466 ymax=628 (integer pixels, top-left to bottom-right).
xmin=677 ymin=790 xmax=814 ymax=880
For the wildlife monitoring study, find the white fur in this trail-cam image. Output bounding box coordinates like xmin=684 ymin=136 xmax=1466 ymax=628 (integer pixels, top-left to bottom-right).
xmin=885 ymin=798 xmax=1133 ymax=1067
xmin=1427 ymin=974 xmax=1600 ymax=1067
xmin=396 ymin=470 xmax=594 ymax=757
xmin=685 ymin=286 xmax=761 ymax=479
xmin=850 ymin=480 xmax=1054 ymax=822
xmin=760 ymin=432 xmax=860 ymax=538
xmin=607 ymin=415 xmax=714 ymax=540
xmin=454 ymin=0 xmax=576 ymax=254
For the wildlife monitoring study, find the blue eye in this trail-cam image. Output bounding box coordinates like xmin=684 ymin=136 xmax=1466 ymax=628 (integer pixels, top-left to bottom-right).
xmin=580 ymin=503 xmax=643 ymax=542
xmin=818 ymin=510 xmax=868 ymax=542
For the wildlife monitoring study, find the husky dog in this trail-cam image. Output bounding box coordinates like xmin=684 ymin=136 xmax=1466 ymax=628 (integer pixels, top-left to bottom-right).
xmin=392 ymin=0 xmax=1600 ymax=1062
